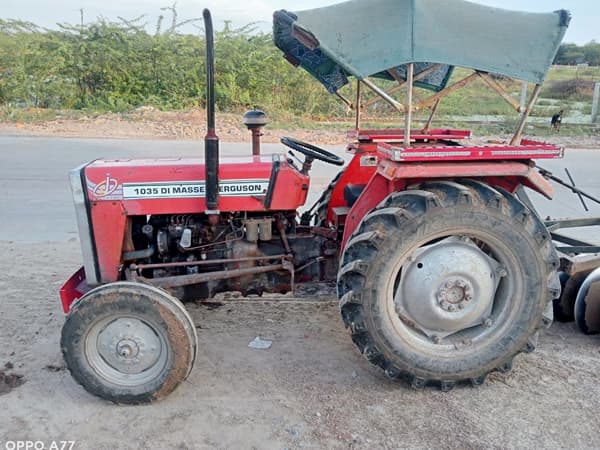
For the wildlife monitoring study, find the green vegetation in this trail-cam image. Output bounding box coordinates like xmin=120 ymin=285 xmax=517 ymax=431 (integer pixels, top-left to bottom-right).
xmin=0 ymin=15 xmax=348 ymax=118
xmin=0 ymin=13 xmax=599 ymax=136
xmin=554 ymin=42 xmax=600 ymax=66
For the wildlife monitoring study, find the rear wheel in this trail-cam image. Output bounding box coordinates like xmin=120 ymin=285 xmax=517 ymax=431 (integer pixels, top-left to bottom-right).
xmin=338 ymin=180 xmax=558 ymax=389
xmin=61 ymin=282 xmax=197 ymax=404
xmin=314 ymin=169 xmax=345 ymax=226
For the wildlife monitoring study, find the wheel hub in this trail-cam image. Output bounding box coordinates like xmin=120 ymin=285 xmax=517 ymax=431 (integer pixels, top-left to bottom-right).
xmin=116 ymin=339 xmax=139 ymax=359
xmin=96 ymin=318 xmax=162 ymax=375
xmin=395 ymin=237 xmax=502 ymax=338
xmin=437 ymin=278 xmax=473 ymax=312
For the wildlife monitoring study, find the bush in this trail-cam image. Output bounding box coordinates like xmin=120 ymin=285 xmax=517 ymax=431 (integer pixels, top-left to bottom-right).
xmin=544 ymin=79 xmax=596 ymax=101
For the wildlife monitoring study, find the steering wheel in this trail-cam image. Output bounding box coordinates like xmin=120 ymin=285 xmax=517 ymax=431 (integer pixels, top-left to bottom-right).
xmin=280 ymin=137 xmax=345 ymax=166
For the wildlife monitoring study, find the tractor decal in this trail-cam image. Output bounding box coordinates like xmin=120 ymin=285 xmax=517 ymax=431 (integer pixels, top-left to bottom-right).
xmin=88 ymin=174 xmax=122 ymax=200
xmin=122 ymin=180 xmax=270 ymax=199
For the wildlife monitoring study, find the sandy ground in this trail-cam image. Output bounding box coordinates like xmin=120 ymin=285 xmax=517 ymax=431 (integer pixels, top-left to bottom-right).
xmin=1 ymin=240 xmax=600 ymax=449
xmin=0 ymin=109 xmax=348 ymax=146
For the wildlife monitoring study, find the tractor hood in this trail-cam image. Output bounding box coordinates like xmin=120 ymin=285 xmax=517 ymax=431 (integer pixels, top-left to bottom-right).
xmin=273 ymin=0 xmax=570 ymax=93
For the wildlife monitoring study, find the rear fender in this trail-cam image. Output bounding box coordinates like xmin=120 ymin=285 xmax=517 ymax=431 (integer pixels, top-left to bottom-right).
xmin=341 ymin=160 xmax=553 ymax=250
xmin=325 ymin=151 xmax=379 ymax=225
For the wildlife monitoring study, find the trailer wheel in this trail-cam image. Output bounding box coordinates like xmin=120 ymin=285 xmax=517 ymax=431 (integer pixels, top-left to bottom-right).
xmin=338 ymin=180 xmax=558 ymax=389
xmin=553 ymin=271 xmax=573 ymax=322
xmin=61 ymin=282 xmax=197 ymax=404
xmin=574 ymin=267 xmax=600 ymax=335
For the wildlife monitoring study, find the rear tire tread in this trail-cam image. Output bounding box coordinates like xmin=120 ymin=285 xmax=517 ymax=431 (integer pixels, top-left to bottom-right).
xmin=338 ymin=180 xmax=558 ymax=390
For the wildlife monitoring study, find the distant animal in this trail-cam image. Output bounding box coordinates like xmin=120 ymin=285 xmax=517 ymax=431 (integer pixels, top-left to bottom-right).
xmin=551 ymin=110 xmax=564 ymax=131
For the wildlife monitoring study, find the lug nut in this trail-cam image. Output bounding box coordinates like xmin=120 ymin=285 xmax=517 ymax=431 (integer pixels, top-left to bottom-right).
xmin=483 ymin=318 xmax=493 ymax=327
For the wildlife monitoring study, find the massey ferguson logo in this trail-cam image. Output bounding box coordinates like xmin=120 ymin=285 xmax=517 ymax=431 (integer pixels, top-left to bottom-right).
xmin=92 ymin=174 xmax=119 ymax=198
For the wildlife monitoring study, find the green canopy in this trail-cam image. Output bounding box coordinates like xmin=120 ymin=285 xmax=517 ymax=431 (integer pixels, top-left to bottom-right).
xmin=274 ymin=0 xmax=569 ymax=93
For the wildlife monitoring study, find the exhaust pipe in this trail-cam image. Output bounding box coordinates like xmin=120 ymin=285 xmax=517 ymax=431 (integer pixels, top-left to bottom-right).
xmin=203 ymin=9 xmax=219 ymax=212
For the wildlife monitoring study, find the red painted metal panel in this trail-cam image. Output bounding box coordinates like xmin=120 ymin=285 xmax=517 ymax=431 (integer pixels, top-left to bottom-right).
xmin=59 ymin=267 xmax=90 ymax=312
xmin=340 ymin=159 xmax=555 ymax=249
xmin=378 ymin=140 xmax=563 ymax=162
xmin=325 ymin=152 xmax=378 ymax=225
xmin=84 ymin=155 xmax=309 ymax=212
xmin=90 ymin=201 xmax=128 ymax=282
xmin=341 ymin=173 xmax=402 ymax=249
xmin=376 ymin=159 xmax=553 ymax=198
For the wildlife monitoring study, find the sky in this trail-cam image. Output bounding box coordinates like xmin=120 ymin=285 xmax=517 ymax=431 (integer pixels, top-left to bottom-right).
xmin=3 ymin=0 xmax=598 ymax=44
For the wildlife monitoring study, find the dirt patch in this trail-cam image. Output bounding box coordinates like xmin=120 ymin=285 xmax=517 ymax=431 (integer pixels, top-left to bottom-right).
xmin=0 ymin=109 xmax=347 ymax=146
xmin=0 ymin=368 xmax=25 ymax=395
xmin=1 ymin=108 xmax=598 ymax=148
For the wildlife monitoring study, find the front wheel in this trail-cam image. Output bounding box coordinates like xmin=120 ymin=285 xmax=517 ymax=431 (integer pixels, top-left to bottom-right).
xmin=61 ymin=282 xmax=197 ymax=404
xmin=338 ymin=180 xmax=558 ymax=389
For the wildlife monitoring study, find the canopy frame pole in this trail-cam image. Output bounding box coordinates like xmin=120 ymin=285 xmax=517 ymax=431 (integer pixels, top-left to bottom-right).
xmin=363 ymin=64 xmax=443 ymax=108
xmin=363 ymin=84 xmax=404 ymax=108
xmin=355 ymin=80 xmax=362 ymax=130
xmin=422 ymin=98 xmax=441 ymax=133
xmin=334 ymin=91 xmax=354 ymax=111
xmin=510 ymin=83 xmax=541 ymax=145
xmin=361 ymin=78 xmax=405 ymax=113
xmin=404 ymin=63 xmax=414 ymax=147
xmin=387 ymin=68 xmax=404 ymax=83
xmin=412 ymin=71 xmax=479 ymax=110
xmin=476 ymin=72 xmax=522 ymax=112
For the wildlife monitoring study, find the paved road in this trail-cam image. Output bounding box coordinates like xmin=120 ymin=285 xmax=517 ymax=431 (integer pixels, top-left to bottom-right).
xmin=0 ymin=135 xmax=599 ymax=242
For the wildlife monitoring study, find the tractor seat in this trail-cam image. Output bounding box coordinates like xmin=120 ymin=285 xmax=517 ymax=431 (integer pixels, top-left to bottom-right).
xmin=343 ymin=184 xmax=367 ymax=208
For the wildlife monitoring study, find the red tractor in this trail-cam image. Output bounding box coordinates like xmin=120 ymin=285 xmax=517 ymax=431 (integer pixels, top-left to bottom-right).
xmin=59 ymin=2 xmax=584 ymax=403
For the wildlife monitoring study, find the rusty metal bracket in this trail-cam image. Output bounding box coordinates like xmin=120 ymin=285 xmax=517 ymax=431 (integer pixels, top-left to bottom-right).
xmin=134 ymin=263 xmax=287 ymax=289
xmin=282 ymin=258 xmax=295 ymax=293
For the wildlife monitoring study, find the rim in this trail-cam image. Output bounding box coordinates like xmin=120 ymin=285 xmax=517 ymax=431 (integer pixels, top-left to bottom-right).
xmin=382 ymin=228 xmax=525 ymax=359
xmin=85 ymin=315 xmax=170 ymax=387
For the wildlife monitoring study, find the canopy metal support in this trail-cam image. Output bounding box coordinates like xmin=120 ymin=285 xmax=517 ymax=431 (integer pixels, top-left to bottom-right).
xmin=363 ymin=64 xmax=443 ymax=108
xmin=404 ymin=63 xmax=414 ymax=147
xmin=355 ymin=80 xmax=362 ymax=130
xmin=413 ymin=72 xmax=479 ymax=110
xmin=334 ymin=91 xmax=353 ymax=111
xmin=363 ymin=84 xmax=404 ymax=108
xmin=510 ymin=83 xmax=541 ymax=145
xmin=422 ymin=98 xmax=441 ymax=133
xmin=520 ymin=82 xmax=528 ymax=111
xmin=361 ymin=78 xmax=405 ymax=113
xmin=387 ymin=68 xmax=403 ymax=83
xmin=476 ymin=72 xmax=521 ymax=112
